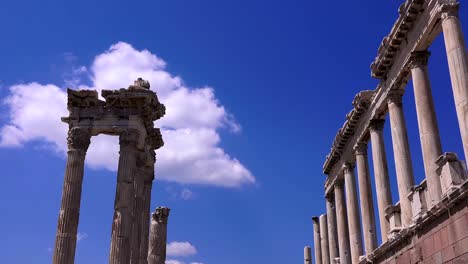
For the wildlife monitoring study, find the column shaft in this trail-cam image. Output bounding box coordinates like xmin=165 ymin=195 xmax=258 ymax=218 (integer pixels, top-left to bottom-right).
xmin=335 ymin=182 xmax=351 ymax=264
xmin=354 ymin=143 xmax=378 ymax=254
xmin=319 ymin=214 xmax=330 ymax=264
xmin=131 ymin=155 xmax=146 ymax=264
xmin=369 ymin=120 xmax=393 ymax=242
xmin=139 ymin=165 xmax=154 ymax=264
xmin=312 ymin=217 xmax=322 ymax=264
xmin=326 ymin=194 xmax=339 ymax=261
xmin=304 ymin=246 xmax=312 ymax=264
xmin=387 ymin=93 xmax=415 ymax=227
xmin=441 ymin=3 xmax=468 ymax=163
xmin=109 ymin=130 xmax=139 ymax=264
xmin=343 ymin=164 xmax=363 ymax=263
xmin=148 ymin=207 xmax=170 ymax=264
xmin=410 ymin=51 xmax=443 ymax=207
xmin=53 ymin=128 xmax=90 ymax=264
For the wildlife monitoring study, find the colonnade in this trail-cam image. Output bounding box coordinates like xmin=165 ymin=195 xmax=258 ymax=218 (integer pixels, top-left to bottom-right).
xmin=311 ymin=4 xmax=468 ymax=263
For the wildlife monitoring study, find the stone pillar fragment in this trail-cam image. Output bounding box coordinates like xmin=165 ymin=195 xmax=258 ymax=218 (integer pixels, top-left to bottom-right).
xmin=148 ymin=207 xmax=171 ymax=264
xmin=312 ymin=217 xmax=322 ymax=264
xmin=109 ymin=130 xmax=139 ymax=264
xmin=343 ymin=163 xmax=363 ymax=263
xmin=385 ymin=204 xmax=402 ymax=240
xmin=408 ymin=180 xmax=428 ymax=223
xmin=441 ymin=2 xmax=468 ymax=163
xmin=436 ymin=152 xmax=468 ymax=196
xmin=326 ymin=193 xmax=339 ymax=261
xmin=369 ymin=119 xmax=393 ymax=242
xmin=304 ymin=246 xmax=312 ymax=264
xmin=410 ymin=50 xmax=444 ymax=208
xmin=334 ymin=180 xmax=351 ymax=264
xmin=319 ymin=214 xmax=330 ymax=264
xmin=53 ymin=127 xmax=91 ymax=264
xmin=130 ymin=151 xmax=147 ymax=264
xmin=354 ymin=143 xmax=378 ymax=254
xmin=387 ymin=92 xmax=415 ymax=227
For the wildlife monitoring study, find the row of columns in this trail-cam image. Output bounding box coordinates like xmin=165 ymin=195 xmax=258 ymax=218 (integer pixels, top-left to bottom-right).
xmin=53 ymin=128 xmax=161 ymax=264
xmin=311 ymin=3 xmax=468 ymax=263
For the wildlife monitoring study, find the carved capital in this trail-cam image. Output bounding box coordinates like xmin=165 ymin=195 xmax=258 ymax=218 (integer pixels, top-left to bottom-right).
xmin=409 ymin=50 xmax=431 ymax=69
xmin=342 ymin=162 xmax=355 ymax=175
xmin=369 ymin=119 xmax=385 ymax=132
xmin=67 ymin=127 xmax=91 ymax=151
xmin=333 ymin=178 xmax=345 ymax=189
xmin=387 ymin=91 xmax=404 ymax=106
xmin=439 ymin=0 xmax=459 ymax=20
xmin=325 ymin=192 xmax=335 ymax=202
xmin=354 ymin=142 xmax=368 ymax=156
xmin=119 ymin=129 xmax=139 ymax=148
xmin=152 ymin=206 xmax=170 ymax=223
xmin=312 ymin=216 xmax=320 ymax=224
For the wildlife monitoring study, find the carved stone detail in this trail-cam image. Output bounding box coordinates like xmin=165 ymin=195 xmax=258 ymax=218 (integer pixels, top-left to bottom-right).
xmin=153 ymin=207 xmax=170 ymax=224
xmin=354 ymin=142 xmax=367 ymax=156
xmin=119 ymin=129 xmax=139 ymax=148
xmin=369 ymin=119 xmax=385 ymax=132
xmin=409 ymin=51 xmax=430 ymax=69
xmin=386 ymin=91 xmax=403 ymax=106
xmin=67 ymin=127 xmax=91 ymax=151
xmin=439 ymin=0 xmax=459 ymax=20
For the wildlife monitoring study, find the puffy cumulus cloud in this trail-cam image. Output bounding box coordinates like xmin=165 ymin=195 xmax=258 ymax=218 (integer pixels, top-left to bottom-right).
xmin=167 ymin=241 xmax=197 ymax=257
xmin=0 ymin=42 xmax=255 ymax=188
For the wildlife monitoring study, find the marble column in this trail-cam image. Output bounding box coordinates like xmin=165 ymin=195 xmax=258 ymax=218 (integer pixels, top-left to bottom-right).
xmin=334 ymin=180 xmax=351 ymax=264
xmin=354 ymin=143 xmax=378 ymax=254
xmin=304 ymin=246 xmax=312 ymax=264
xmin=343 ymin=163 xmax=363 ymax=263
xmin=148 ymin=207 xmax=171 ymax=264
xmin=319 ymin=214 xmax=330 ymax=264
xmin=130 ymin=151 xmax=147 ymax=264
xmin=325 ymin=194 xmax=339 ymax=261
xmin=369 ymin=119 xmax=393 ymax=242
xmin=387 ymin=92 xmax=415 ymax=227
xmin=139 ymin=153 xmax=155 ymax=264
xmin=312 ymin=217 xmax=322 ymax=264
xmin=53 ymin=127 xmax=91 ymax=264
xmin=109 ymin=130 xmax=139 ymax=264
xmin=441 ymin=1 xmax=468 ymax=163
xmin=410 ymin=50 xmax=444 ymax=207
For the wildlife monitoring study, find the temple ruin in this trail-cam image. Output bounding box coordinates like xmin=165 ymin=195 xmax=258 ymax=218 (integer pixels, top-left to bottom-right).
xmin=309 ymin=0 xmax=468 ymax=263
xmin=52 ymin=78 xmax=170 ymax=264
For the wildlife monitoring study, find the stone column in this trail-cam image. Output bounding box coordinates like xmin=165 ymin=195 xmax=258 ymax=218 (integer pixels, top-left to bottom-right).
xmin=109 ymin=130 xmax=139 ymax=264
xmin=312 ymin=217 xmax=322 ymax=264
xmin=441 ymin=1 xmax=468 ymax=163
xmin=343 ymin=163 xmax=363 ymax=263
xmin=409 ymin=50 xmax=444 ymax=207
xmin=334 ymin=180 xmax=351 ymax=264
xmin=130 ymin=151 xmax=147 ymax=264
xmin=304 ymin=246 xmax=312 ymax=264
xmin=387 ymin=92 xmax=415 ymax=227
xmin=319 ymin=214 xmax=330 ymax=264
xmin=325 ymin=193 xmax=339 ymax=261
xmin=53 ymin=127 xmax=91 ymax=264
xmin=148 ymin=207 xmax=171 ymax=264
xmin=139 ymin=153 xmax=155 ymax=264
xmin=354 ymin=143 xmax=378 ymax=254
xmin=369 ymin=119 xmax=393 ymax=242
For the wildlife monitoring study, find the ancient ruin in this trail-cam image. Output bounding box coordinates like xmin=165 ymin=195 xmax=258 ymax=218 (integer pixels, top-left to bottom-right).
xmin=148 ymin=207 xmax=171 ymax=264
xmin=52 ymin=78 xmax=169 ymax=264
xmin=310 ymin=0 xmax=468 ymax=263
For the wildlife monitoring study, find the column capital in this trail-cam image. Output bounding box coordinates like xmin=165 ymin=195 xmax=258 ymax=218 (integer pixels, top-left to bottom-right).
xmin=153 ymin=206 xmax=170 ymax=223
xmin=387 ymin=91 xmax=404 ymax=106
xmin=369 ymin=119 xmax=385 ymax=132
xmin=439 ymin=0 xmax=459 ymax=20
xmin=119 ymin=129 xmax=139 ymax=148
xmin=342 ymin=162 xmax=355 ymax=174
xmin=67 ymin=127 xmax=91 ymax=152
xmin=312 ymin=216 xmax=320 ymax=223
xmin=325 ymin=191 xmax=335 ymax=202
xmin=409 ymin=50 xmax=431 ymax=69
xmin=333 ymin=178 xmax=345 ymax=189
xmin=354 ymin=142 xmax=368 ymax=156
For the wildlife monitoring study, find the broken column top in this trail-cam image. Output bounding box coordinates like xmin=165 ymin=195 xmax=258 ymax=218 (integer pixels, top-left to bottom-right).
xmin=153 ymin=207 xmax=171 ymax=223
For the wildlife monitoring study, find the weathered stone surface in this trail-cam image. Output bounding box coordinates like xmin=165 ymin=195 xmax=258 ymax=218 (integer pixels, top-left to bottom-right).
xmin=148 ymin=207 xmax=170 ymax=264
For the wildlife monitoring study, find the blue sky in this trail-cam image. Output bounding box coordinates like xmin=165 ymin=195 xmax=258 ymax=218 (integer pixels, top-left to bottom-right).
xmin=0 ymin=1 xmax=467 ymax=263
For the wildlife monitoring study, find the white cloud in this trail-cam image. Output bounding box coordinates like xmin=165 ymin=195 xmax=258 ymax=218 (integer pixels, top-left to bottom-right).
xmin=190 ymin=262 xmax=204 ymax=264
xmin=0 ymin=42 xmax=255 ymax=188
xmin=77 ymin=232 xmax=88 ymax=242
xmin=166 ymin=260 xmax=185 ymax=264
xmin=167 ymin=241 xmax=197 ymax=257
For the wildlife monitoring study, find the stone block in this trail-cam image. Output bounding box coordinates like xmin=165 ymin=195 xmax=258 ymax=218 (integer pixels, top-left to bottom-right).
xmin=386 ymin=204 xmax=402 ymax=239
xmin=422 ymin=235 xmax=436 ymax=258
xmin=436 ymin=152 xmax=468 ymax=197
xmin=408 ymin=180 xmax=428 ymax=223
